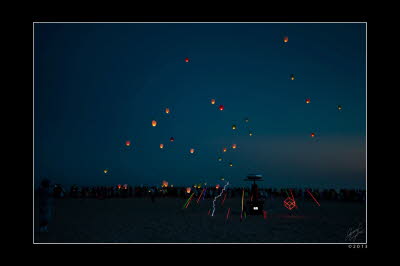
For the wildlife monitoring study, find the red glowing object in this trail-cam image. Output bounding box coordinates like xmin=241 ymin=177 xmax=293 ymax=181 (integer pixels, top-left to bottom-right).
xmin=125 ymin=140 xmax=131 ymax=147
xmin=185 ymin=57 xmax=189 ymax=63
xmin=197 ymin=188 xmax=205 ymax=204
xmin=284 ymin=197 xmax=296 ymax=210
xmin=221 ymin=192 xmax=227 ymax=206
xmin=219 ymin=105 xmax=224 ymax=111
xmin=117 ymin=184 xmax=121 ymax=189
xmin=284 ymin=36 xmax=289 ymax=43
xmin=306 ymin=189 xmax=320 ymax=207
xmin=226 ymin=208 xmax=231 ymax=221
xmin=216 ymin=184 xmax=220 ymax=189
xmin=263 ymin=210 xmax=267 ymax=220
xmin=311 ymin=133 xmax=315 ymax=138
xmin=170 ymin=137 xmax=174 ymax=142
xmin=305 ymin=98 xmax=311 ymax=104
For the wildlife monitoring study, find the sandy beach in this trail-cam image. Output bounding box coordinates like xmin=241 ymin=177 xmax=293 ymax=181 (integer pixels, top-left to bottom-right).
xmin=34 ymin=195 xmax=366 ymax=243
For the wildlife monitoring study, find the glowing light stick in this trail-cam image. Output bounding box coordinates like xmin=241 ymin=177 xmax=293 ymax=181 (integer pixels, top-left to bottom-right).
xmin=197 ymin=188 xmax=206 ymax=204
xmin=221 ymin=191 xmax=228 ymax=206
xmin=211 ymin=181 xmax=229 ymax=216
xmin=226 ymin=208 xmax=231 ymax=221
xmin=185 ymin=193 xmax=195 ymax=208
xmin=182 ymin=193 xmax=194 ymax=209
xmin=306 ymin=189 xmax=320 ymax=207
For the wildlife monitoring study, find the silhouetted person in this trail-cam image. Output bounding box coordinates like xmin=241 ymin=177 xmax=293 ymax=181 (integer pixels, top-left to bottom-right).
xmin=150 ymin=187 xmax=156 ymax=203
xmin=39 ymin=179 xmax=53 ymax=233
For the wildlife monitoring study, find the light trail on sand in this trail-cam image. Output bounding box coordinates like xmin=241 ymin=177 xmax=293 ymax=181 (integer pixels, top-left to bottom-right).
xmin=211 ymin=181 xmax=229 ymax=216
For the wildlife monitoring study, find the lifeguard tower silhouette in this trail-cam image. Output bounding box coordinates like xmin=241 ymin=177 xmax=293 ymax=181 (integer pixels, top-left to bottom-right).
xmin=244 ymin=174 xmax=265 ymax=215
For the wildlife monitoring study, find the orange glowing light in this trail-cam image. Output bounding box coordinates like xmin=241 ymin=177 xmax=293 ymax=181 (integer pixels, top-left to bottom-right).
xmin=152 ymin=120 xmax=157 ymax=127
xmin=160 ymin=143 xmax=164 ymax=149
xmin=211 ymin=99 xmax=216 ymax=105
xmin=190 ymin=148 xmax=195 ymax=154
xmin=216 ymin=184 xmax=220 ymax=189
xmin=223 ymin=147 xmax=227 ymax=152
xmin=306 ymin=99 xmax=311 ymax=104
xmin=311 ymin=133 xmax=315 ymax=138
xmin=232 ymin=144 xmax=237 ymax=149
xmin=162 ymin=180 xmax=168 ymax=188
xmin=186 ymin=187 xmax=191 ymax=193
xmin=284 ymin=36 xmax=289 ymax=43
xmin=125 ymin=140 xmax=131 ymax=147
xmin=165 ymin=108 xmax=170 ymax=114
xmin=219 ymin=105 xmax=224 ymax=111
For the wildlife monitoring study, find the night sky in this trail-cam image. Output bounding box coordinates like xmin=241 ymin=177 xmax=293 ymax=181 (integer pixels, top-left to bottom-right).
xmin=34 ymin=23 xmax=366 ymax=189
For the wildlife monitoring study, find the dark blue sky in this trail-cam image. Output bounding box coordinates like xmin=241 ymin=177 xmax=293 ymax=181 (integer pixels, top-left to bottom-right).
xmin=34 ymin=23 xmax=366 ymax=189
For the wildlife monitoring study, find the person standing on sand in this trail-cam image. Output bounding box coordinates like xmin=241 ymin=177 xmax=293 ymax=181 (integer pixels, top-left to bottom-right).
xmin=38 ymin=179 xmax=53 ymax=233
xmin=150 ymin=187 xmax=156 ymax=203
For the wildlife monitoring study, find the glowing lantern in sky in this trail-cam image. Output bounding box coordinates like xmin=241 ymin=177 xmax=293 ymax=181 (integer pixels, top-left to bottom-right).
xmin=290 ymin=74 xmax=295 ymax=80
xmin=220 ymin=177 xmax=225 ymax=181
xmin=229 ymin=162 xmax=233 ymax=167
xmin=125 ymin=140 xmax=131 ymax=147
xmin=219 ymin=105 xmax=224 ymax=111
xmin=160 ymin=143 xmax=164 ymax=149
xmin=123 ymin=184 xmax=128 ymax=189
xmin=186 ymin=187 xmax=191 ymax=193
xmin=244 ymin=118 xmax=249 ymax=123
xmin=152 ymin=120 xmax=157 ymax=127
xmin=305 ymin=98 xmax=311 ymax=104
xmin=223 ymin=147 xmax=227 ymax=152
xmin=232 ymin=125 xmax=237 ymax=130
xmin=218 ymin=157 xmax=222 ymax=162
xmin=117 ymin=184 xmax=121 ymax=189
xmin=103 ymin=169 xmax=108 ymax=174
xmin=162 ymin=180 xmax=168 ymax=188
xmin=232 ymin=144 xmax=237 ymax=149
xmin=165 ymin=108 xmax=170 ymax=114
xmin=249 ymin=132 xmax=253 ymax=136
xmin=170 ymin=137 xmax=174 ymax=142
xmin=284 ymin=36 xmax=289 ymax=43
xmin=185 ymin=57 xmax=189 ymax=63
xmin=211 ymin=99 xmax=216 ymax=105
xmin=311 ymin=133 xmax=315 ymax=138
xmin=338 ymin=105 xmax=342 ymax=111
xmin=216 ymin=184 xmax=220 ymax=189
xmin=190 ymin=148 xmax=195 ymax=154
